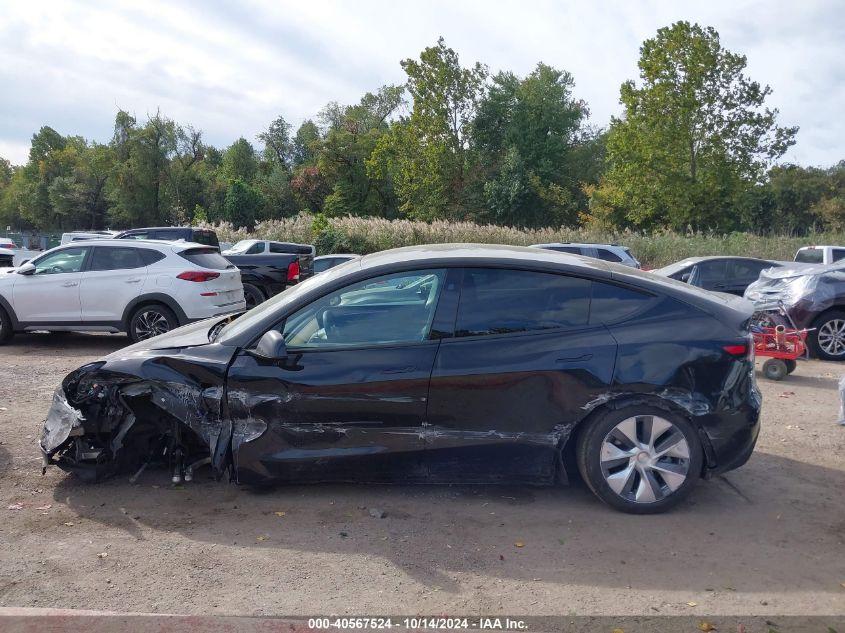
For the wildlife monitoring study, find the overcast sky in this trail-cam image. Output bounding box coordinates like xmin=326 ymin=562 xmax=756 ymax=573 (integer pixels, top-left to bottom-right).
xmin=1 ymin=0 xmax=842 ymax=167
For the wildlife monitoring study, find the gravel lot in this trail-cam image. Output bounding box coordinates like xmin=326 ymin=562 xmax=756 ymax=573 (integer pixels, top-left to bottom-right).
xmin=0 ymin=332 xmax=843 ymax=616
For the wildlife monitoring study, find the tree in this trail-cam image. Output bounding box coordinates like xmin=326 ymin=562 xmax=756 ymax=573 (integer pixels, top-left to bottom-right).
xmin=369 ymin=38 xmax=487 ymax=220
xmin=473 ymin=63 xmax=598 ymax=227
xmin=588 ymin=21 xmax=798 ymax=231
xmin=221 ymin=137 xmax=258 ymax=182
xmin=223 ymin=178 xmax=263 ymax=229
xmin=292 ymin=120 xmax=320 ymax=167
xmin=258 ymin=116 xmax=293 ymax=167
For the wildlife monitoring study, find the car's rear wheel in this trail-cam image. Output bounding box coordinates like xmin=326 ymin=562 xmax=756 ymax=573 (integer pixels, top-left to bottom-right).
xmin=0 ymin=306 xmax=13 ymax=344
xmin=128 ymin=304 xmax=178 ymax=342
xmin=809 ymin=310 xmax=845 ymax=361
xmin=242 ymin=283 xmax=265 ymax=310
xmin=576 ymin=405 xmax=703 ymax=514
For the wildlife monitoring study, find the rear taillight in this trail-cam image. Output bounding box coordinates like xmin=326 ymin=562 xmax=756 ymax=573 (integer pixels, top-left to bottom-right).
xmin=723 ymin=343 xmax=749 ymax=357
xmin=177 ymin=271 xmax=220 ymax=282
xmin=287 ymin=260 xmax=300 ymax=281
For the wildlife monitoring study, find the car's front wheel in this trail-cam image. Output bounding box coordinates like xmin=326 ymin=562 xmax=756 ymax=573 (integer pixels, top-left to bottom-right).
xmin=576 ymin=405 xmax=703 ymax=514
xmin=809 ymin=310 xmax=845 ymax=361
xmin=128 ymin=304 xmax=178 ymax=342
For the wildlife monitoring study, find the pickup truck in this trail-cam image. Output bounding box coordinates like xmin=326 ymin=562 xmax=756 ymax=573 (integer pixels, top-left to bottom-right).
xmin=224 ymin=243 xmax=315 ymax=307
xmin=794 ymin=245 xmax=845 ymax=265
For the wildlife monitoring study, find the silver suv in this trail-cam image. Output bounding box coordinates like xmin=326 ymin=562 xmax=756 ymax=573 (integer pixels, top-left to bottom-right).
xmin=530 ymin=243 xmax=641 ymax=268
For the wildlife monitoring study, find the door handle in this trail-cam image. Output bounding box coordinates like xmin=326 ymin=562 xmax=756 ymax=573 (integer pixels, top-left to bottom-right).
xmin=61 ymin=281 xmax=78 ymax=287
xmin=381 ymin=366 xmax=417 ymax=374
xmin=556 ymin=354 xmax=593 ymax=363
xmin=125 ymin=278 xmax=142 ymax=283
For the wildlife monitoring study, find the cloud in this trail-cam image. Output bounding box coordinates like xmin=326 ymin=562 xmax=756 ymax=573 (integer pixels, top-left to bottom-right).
xmin=0 ymin=0 xmax=841 ymax=166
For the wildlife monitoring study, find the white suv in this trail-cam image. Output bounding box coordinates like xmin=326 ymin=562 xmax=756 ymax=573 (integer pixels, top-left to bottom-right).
xmin=0 ymin=240 xmax=245 ymax=344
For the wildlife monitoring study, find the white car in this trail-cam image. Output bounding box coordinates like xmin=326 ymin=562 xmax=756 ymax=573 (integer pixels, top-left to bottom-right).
xmin=0 ymin=240 xmax=245 ymax=344
xmin=60 ymin=230 xmax=119 ymax=245
xmin=530 ymin=243 xmax=641 ymax=268
xmin=313 ymin=253 xmax=361 ymax=273
xmin=0 ymin=239 xmax=14 ymax=268
xmin=222 ymin=239 xmax=315 ymax=257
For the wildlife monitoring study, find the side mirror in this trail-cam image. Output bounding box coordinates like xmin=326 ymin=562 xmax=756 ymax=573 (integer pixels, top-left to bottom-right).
xmin=680 ymin=272 xmax=691 ymax=283
xmin=17 ymin=262 xmax=35 ymax=275
xmin=253 ymin=330 xmax=287 ymax=360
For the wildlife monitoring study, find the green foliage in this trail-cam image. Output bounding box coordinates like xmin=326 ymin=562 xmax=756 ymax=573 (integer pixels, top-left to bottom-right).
xmin=223 ymin=178 xmax=263 ymax=229
xmin=590 ymin=21 xmax=798 ymax=231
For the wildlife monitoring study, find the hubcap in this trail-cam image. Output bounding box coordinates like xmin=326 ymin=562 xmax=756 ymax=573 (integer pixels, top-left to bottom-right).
xmin=600 ymin=415 xmax=690 ymax=504
xmin=134 ymin=310 xmax=170 ymax=340
xmin=817 ymin=319 xmax=845 ymax=356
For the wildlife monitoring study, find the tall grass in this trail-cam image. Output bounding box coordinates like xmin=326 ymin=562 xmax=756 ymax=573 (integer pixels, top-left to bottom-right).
xmin=208 ymin=214 xmax=844 ymax=269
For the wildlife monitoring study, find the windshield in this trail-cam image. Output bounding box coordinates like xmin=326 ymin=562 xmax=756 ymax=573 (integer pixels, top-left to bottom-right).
xmin=795 ymin=248 xmax=824 ymax=264
xmin=224 ymin=240 xmax=260 ymax=254
xmin=653 ymin=259 xmax=696 ymax=276
xmin=217 ymin=258 xmax=360 ymax=342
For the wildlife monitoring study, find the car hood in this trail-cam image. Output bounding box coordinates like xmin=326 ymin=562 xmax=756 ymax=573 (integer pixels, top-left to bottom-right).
xmin=105 ymin=317 xmax=223 ymax=357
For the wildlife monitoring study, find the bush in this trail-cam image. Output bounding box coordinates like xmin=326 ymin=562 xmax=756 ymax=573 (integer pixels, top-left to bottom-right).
xmin=204 ymin=213 xmax=845 ymax=269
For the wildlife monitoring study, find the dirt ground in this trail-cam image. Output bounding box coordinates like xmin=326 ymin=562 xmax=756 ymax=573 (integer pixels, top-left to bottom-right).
xmin=0 ymin=332 xmax=843 ymax=617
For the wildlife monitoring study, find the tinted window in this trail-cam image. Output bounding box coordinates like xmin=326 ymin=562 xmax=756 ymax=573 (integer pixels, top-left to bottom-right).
xmin=178 ymin=248 xmax=232 ymax=270
xmin=120 ymin=231 xmax=149 ymax=240
xmin=596 ymin=248 xmax=623 ymax=262
xmin=140 ymin=249 xmax=166 ymax=266
xmin=833 ymin=249 xmax=845 ymax=262
xmin=795 ymin=248 xmax=823 ymax=263
xmin=590 ymin=281 xmax=654 ymax=324
xmin=89 ymin=246 xmax=146 ymax=271
xmin=33 ymin=247 xmax=89 ymax=275
xmin=282 ymin=269 xmax=445 ymax=348
xmin=192 ymin=230 xmax=219 ymax=247
xmin=455 ymin=269 xmax=590 ymax=337
xmin=269 ymin=243 xmax=290 ymax=254
xmin=153 ymin=230 xmax=186 ymax=241
xmin=246 ymin=242 xmax=265 ymax=254
xmin=729 ymin=259 xmax=768 ymax=279
xmin=545 ymin=246 xmax=582 ymax=254
xmin=697 ymin=260 xmax=727 ymax=283
xmin=313 ymin=258 xmax=335 ymax=273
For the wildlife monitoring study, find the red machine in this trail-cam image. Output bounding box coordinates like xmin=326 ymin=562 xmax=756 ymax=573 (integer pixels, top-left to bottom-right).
xmin=752 ymin=324 xmax=809 ymax=380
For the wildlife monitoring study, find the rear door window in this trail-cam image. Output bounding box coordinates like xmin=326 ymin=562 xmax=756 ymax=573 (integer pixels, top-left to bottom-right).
xmin=178 ymin=248 xmax=233 ymax=270
xmin=455 ymin=268 xmax=590 ymax=337
xmin=728 ymin=259 xmax=769 ymax=280
xmin=696 ymin=260 xmax=728 ymax=289
xmin=596 ymin=248 xmax=623 ymax=263
xmin=313 ymin=258 xmax=335 ymax=273
xmin=89 ymin=246 xmax=146 ymax=271
xmin=590 ymin=281 xmax=654 ymax=324
xmin=832 ymin=249 xmax=845 ymax=262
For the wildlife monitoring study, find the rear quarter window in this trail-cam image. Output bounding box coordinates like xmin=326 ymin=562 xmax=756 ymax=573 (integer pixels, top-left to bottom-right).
xmin=178 ymin=248 xmax=232 ymax=270
xmin=590 ymin=281 xmax=655 ymax=324
xmin=596 ymin=248 xmax=623 ymax=262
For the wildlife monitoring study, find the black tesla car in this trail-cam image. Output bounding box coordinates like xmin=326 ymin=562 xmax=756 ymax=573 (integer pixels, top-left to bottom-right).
xmin=40 ymin=244 xmax=761 ymax=514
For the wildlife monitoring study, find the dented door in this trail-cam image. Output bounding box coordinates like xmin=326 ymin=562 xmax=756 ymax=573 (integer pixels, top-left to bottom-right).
xmin=227 ymin=344 xmax=438 ymax=483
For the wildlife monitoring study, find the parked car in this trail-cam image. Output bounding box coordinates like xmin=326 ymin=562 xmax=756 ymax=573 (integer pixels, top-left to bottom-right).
xmin=115 ymin=227 xmax=220 ymax=249
xmin=0 ymin=239 xmax=14 ymax=267
xmin=40 ymin=244 xmax=760 ymax=514
xmin=223 ymin=239 xmax=316 ymax=257
xmin=745 ymin=261 xmax=845 ymax=360
xmin=60 ymin=231 xmax=118 ymax=244
xmin=313 ymin=253 xmax=360 ymax=274
xmin=793 ymin=245 xmax=845 ymax=265
xmin=224 ymin=244 xmax=315 ymax=308
xmin=0 ymin=240 xmax=245 ymax=344
xmin=531 ymin=243 xmax=641 ymax=268
xmin=652 ymin=256 xmax=782 ymax=296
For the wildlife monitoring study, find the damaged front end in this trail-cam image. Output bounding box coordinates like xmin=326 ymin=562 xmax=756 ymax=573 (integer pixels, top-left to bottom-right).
xmin=40 ymin=332 xmax=236 ymax=482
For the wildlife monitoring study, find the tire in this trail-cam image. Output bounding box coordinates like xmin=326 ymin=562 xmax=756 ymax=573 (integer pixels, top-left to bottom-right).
xmin=784 ymin=359 xmax=797 ymax=374
xmin=762 ymin=358 xmax=787 ymax=381
xmin=128 ymin=303 xmax=178 ymax=343
xmin=809 ymin=310 xmax=845 ymax=361
xmin=0 ymin=306 xmax=13 ymax=344
xmin=242 ymin=283 xmax=265 ymax=310
xmin=576 ymin=405 xmax=703 ymax=514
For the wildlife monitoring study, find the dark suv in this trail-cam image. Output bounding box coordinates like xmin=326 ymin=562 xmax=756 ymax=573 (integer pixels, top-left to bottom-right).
xmin=41 ymin=245 xmax=760 ymax=514
xmin=115 ymin=227 xmax=219 ymax=249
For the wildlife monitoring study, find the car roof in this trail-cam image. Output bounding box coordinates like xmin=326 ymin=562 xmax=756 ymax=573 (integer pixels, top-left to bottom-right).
xmin=531 ymin=242 xmax=623 ymax=249
xmin=666 ymin=256 xmax=776 ymax=265
xmin=46 ymin=238 xmax=212 ymax=251
xmin=315 ymin=253 xmax=360 ymax=259
xmin=119 ymin=226 xmax=206 ymax=232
